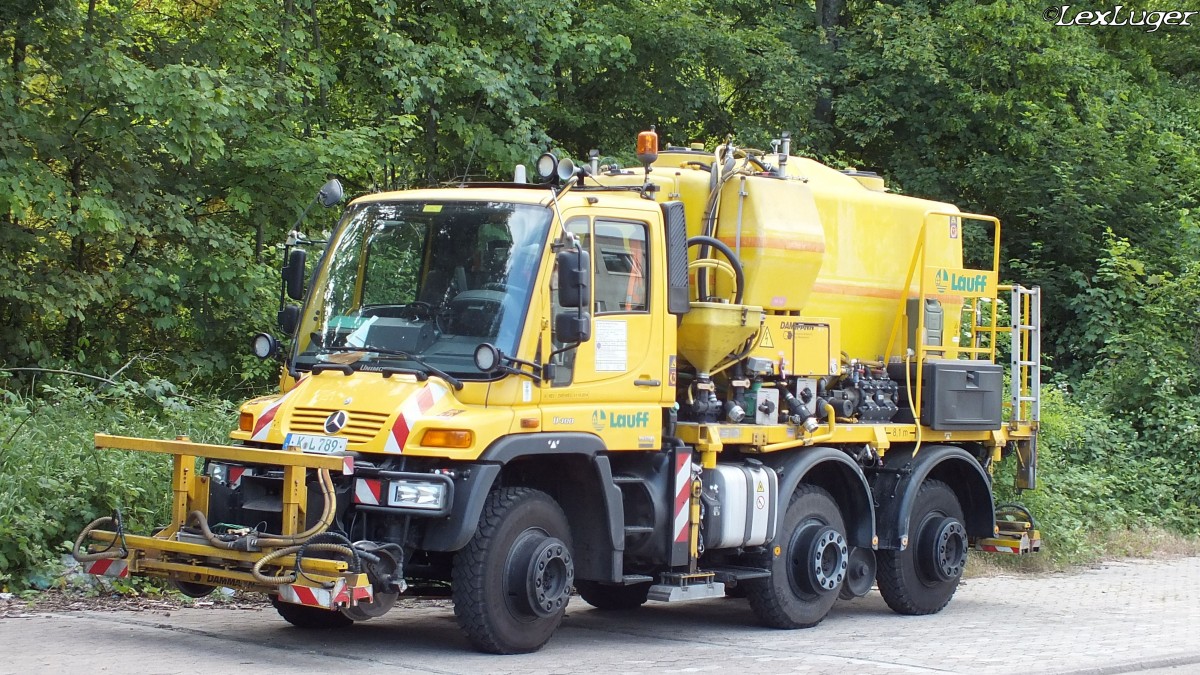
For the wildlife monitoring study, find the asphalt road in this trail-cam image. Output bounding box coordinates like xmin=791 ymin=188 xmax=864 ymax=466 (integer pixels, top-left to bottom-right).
xmin=3 ymin=556 xmax=1198 ymax=674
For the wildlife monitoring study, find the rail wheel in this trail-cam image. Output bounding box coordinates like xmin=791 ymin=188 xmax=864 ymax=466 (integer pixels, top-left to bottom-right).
xmin=575 ymin=580 xmax=651 ymax=610
xmin=452 ymin=487 xmax=575 ymax=654
xmin=877 ymin=479 xmax=967 ymax=615
xmin=271 ymin=595 xmax=354 ymax=629
xmin=745 ymin=484 xmax=848 ymax=628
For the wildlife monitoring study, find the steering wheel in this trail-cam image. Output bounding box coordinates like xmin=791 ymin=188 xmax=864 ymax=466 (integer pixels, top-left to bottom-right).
xmin=401 ymin=301 xmax=434 ymax=320
xmin=481 ymin=282 xmax=508 ymax=292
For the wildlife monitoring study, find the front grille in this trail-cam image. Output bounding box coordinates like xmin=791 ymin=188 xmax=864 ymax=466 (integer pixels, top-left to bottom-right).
xmin=288 ymin=407 xmax=391 ymax=445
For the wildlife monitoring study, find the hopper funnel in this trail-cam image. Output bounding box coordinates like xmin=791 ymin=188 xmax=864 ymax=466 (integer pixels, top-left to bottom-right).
xmin=677 ymin=302 xmax=765 ymax=374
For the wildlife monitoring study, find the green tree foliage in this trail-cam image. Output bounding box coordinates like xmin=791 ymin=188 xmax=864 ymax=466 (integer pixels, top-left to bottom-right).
xmin=0 ymin=0 xmax=382 ymax=388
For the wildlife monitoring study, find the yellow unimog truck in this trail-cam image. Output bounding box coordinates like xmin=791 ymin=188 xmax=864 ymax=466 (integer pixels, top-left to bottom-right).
xmin=75 ymin=131 xmax=1041 ymax=654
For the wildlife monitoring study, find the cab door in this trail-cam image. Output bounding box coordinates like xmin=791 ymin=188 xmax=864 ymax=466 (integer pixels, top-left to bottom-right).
xmin=542 ymin=211 xmax=672 ymax=451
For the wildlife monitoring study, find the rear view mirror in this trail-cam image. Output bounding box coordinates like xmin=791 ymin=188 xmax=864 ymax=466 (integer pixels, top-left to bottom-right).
xmin=283 ymin=248 xmax=307 ymax=301
xmin=554 ymin=311 xmax=591 ymax=344
xmin=555 ymin=248 xmax=591 ymax=309
xmin=318 ymin=179 xmax=344 ymax=208
xmin=278 ymin=304 xmax=300 ymax=335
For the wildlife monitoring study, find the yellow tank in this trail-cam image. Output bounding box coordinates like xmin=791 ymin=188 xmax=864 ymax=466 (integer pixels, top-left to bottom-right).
xmin=641 ymin=149 xmax=967 ymax=362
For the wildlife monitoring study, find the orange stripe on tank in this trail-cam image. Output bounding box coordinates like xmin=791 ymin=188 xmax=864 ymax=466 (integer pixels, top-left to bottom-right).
xmin=811 ymin=282 xmax=906 ymax=300
xmin=810 ymin=282 xmax=964 ymax=303
xmin=717 ymin=236 xmax=825 ymax=252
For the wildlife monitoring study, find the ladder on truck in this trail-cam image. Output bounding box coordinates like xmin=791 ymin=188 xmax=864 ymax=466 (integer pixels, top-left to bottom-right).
xmin=1006 ymin=284 xmax=1040 ymax=491
xmin=1008 ymin=284 xmax=1041 ymax=430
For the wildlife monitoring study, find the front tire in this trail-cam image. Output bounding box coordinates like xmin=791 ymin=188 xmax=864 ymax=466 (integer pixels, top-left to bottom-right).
xmin=271 ymin=596 xmax=355 ymax=629
xmin=452 ymin=487 xmax=575 ymax=654
xmin=876 ymin=479 xmax=968 ymax=615
xmin=745 ymin=484 xmax=848 ymax=628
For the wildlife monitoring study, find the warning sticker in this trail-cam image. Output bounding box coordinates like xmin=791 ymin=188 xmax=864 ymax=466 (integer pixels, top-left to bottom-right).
xmin=759 ymin=326 xmax=774 ymax=348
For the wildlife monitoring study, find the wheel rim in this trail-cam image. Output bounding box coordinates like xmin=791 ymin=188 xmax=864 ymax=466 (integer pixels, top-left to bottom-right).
xmin=789 ymin=523 xmax=848 ymax=596
xmin=919 ymin=516 xmax=967 ymax=582
xmin=505 ymin=530 xmax=574 ymax=619
xmin=841 ymin=546 xmax=877 ymax=599
xmin=341 ymin=591 xmax=398 ymax=621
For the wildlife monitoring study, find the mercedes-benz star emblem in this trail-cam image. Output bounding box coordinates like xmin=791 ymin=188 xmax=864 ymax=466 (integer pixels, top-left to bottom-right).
xmin=324 ymin=410 xmax=349 ymax=434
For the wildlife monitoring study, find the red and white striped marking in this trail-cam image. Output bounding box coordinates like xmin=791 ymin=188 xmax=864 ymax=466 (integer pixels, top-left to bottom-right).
xmin=342 ymin=455 xmax=355 ymax=475
xmin=383 ymin=383 xmax=448 ymax=454
xmin=251 ymin=378 xmax=308 ymax=442
xmin=227 ymin=466 xmax=249 ymax=488
xmin=979 ymin=543 xmax=1018 ymax=554
xmin=87 ymin=559 xmax=129 ymax=578
xmin=673 ymin=449 xmax=692 ymax=544
xmin=333 ymin=582 xmax=373 ymax=607
xmin=278 ymin=578 xmax=373 ymax=610
xmin=354 ymin=478 xmax=382 ymax=506
xmin=278 ymin=582 xmax=335 ymax=609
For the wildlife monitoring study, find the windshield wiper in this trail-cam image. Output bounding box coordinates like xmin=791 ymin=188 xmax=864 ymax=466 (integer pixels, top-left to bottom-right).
xmin=319 ymin=345 xmax=463 ymax=390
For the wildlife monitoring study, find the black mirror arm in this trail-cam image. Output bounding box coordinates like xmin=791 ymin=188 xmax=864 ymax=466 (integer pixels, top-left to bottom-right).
xmin=545 ymin=342 xmax=581 ymax=370
xmin=497 ymin=353 xmax=545 ymax=383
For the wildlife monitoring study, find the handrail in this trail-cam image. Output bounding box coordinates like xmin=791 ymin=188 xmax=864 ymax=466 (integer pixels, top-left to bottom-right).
xmin=886 ymin=211 xmax=1005 ymax=423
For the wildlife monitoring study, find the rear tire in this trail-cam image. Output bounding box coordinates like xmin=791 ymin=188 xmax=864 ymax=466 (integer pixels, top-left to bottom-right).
xmin=745 ymin=484 xmax=848 ymax=629
xmin=575 ymin=580 xmax=651 ymax=610
xmin=876 ymin=479 xmax=967 ymax=615
xmin=271 ymin=596 xmax=354 ymax=629
xmin=452 ymin=487 xmax=575 ymax=654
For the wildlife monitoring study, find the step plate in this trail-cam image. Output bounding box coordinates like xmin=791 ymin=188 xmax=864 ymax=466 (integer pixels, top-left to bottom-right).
xmin=647 ymin=581 xmax=726 ymax=603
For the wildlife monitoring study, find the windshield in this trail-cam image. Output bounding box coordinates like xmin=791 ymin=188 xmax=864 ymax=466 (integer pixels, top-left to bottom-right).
xmin=293 ymin=200 xmax=552 ymax=377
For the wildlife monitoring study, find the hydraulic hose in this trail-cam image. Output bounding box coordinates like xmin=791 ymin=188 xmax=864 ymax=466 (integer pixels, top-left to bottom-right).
xmin=687 ymin=236 xmax=745 ymax=305
xmin=251 ymin=542 xmax=358 ymax=585
xmin=188 ymin=467 xmax=337 ymax=550
xmin=73 ymin=515 xmax=127 ymax=562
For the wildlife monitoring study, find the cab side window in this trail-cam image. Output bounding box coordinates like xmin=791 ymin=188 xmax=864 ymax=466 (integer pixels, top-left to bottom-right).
xmin=593 ymin=219 xmax=648 ymax=314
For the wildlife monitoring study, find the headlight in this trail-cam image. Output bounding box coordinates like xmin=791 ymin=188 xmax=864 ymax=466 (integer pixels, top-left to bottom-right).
xmin=251 ymin=332 xmax=278 ymax=359
xmin=389 ymin=480 xmax=449 ymax=511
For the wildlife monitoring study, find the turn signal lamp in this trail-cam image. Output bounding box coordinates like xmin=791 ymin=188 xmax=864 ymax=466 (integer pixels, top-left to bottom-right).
xmin=239 ymin=412 xmax=254 ymax=432
xmin=637 ymin=127 xmax=659 ymax=166
xmin=422 ymin=429 xmax=474 ymax=449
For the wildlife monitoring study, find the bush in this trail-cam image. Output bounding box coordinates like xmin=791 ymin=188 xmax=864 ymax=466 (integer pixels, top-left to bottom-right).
xmin=0 ymin=380 xmax=239 ymax=590
xmin=994 ymin=384 xmax=1200 ymax=567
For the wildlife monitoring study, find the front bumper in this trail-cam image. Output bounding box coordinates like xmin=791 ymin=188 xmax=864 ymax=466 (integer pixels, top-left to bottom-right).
xmin=75 ymin=434 xmax=372 ymax=610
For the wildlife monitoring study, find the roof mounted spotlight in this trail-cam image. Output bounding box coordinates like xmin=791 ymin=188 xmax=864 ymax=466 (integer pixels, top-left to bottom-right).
xmin=536 ymin=152 xmax=559 ymax=182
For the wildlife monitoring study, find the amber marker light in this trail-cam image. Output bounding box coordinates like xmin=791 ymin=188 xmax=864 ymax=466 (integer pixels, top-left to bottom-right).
xmin=636 ymin=126 xmax=659 ymax=166
xmin=520 ymin=417 xmax=540 ymax=429
xmin=422 ymin=429 xmax=474 ymax=448
xmin=239 ymin=412 xmax=254 ymax=432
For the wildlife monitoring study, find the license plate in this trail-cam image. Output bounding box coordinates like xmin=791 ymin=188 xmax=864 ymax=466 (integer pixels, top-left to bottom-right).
xmin=283 ymin=432 xmax=348 ymax=455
